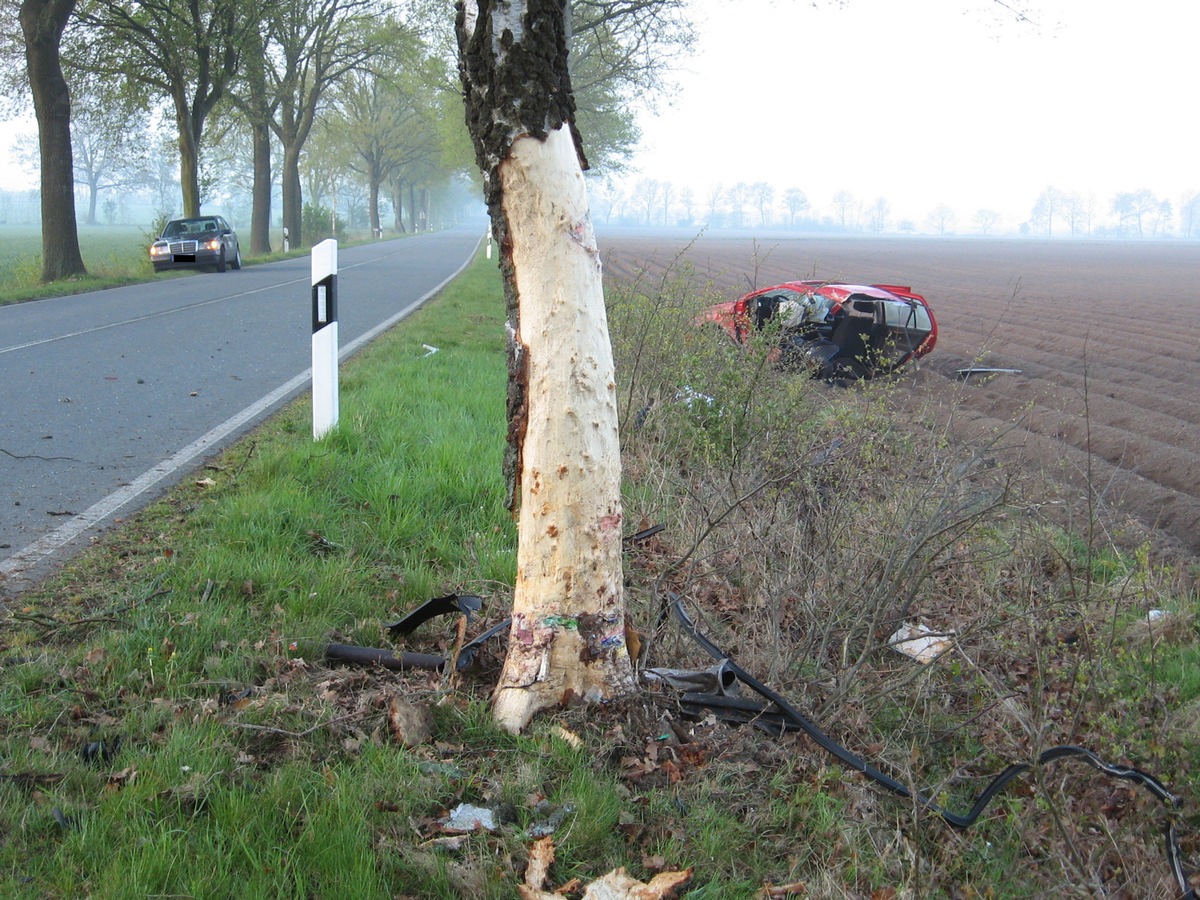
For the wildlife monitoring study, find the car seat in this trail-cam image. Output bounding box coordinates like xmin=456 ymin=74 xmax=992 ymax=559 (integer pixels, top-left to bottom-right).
xmin=829 ymin=308 xmax=876 ymax=364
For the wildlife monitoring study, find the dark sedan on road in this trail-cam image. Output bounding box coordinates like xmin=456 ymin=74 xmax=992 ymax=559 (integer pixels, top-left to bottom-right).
xmin=150 ymin=216 xmax=242 ymax=273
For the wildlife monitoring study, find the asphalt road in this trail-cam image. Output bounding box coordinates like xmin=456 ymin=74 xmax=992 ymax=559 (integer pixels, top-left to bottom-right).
xmin=0 ymin=224 xmax=484 ymax=593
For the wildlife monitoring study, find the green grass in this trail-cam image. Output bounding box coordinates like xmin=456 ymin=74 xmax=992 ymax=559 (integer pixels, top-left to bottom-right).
xmin=2 ymin=247 xmax=1199 ymax=897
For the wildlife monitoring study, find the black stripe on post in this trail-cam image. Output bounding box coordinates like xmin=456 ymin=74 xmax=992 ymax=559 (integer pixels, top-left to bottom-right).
xmin=312 ymin=275 xmax=337 ymax=333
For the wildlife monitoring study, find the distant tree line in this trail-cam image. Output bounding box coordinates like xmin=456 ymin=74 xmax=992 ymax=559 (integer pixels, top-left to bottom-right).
xmin=587 ymin=177 xmax=1200 ymax=239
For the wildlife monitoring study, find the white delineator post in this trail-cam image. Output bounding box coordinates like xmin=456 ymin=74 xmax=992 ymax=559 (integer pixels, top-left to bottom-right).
xmin=311 ymin=239 xmax=339 ymax=439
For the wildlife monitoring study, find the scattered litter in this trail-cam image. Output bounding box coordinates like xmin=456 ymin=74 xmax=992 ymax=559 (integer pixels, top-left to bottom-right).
xmin=81 ymin=736 xmax=123 ymax=765
xmin=51 ymin=807 xmax=79 ymax=830
xmin=442 ymin=803 xmax=498 ymax=833
xmin=622 ymin=523 xmax=665 ymax=546
xmin=669 ymin=592 xmax=1193 ymax=897
xmin=422 ymin=344 xmax=439 ymax=357
xmin=955 ymin=367 xmax=1022 ymax=378
xmin=645 ymin=660 xmax=738 ymax=695
xmin=887 ymin=622 xmax=954 ymax=664
xmin=420 ymin=834 xmax=469 ymax=851
xmin=386 ymin=593 xmax=483 ymax=636
xmin=676 ymin=386 xmax=715 ymax=409
xmin=527 ymin=801 xmax=575 ymax=838
xmin=219 ymin=687 xmax=255 ymax=709
xmin=455 ymin=617 xmax=511 ymax=671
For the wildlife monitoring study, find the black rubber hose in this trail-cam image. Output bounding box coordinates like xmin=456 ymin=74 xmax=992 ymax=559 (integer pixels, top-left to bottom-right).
xmin=670 ymin=593 xmax=1193 ymax=898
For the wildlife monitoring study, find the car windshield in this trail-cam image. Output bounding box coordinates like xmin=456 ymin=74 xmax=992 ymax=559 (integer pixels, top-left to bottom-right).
xmin=162 ymin=219 xmax=218 ymax=237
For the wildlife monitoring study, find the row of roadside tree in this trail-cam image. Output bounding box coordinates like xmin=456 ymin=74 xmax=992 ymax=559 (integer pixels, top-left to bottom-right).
xmin=5 ymin=0 xmax=693 ymax=281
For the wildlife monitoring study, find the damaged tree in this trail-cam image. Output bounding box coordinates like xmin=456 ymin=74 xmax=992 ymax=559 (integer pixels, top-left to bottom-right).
xmin=455 ymin=0 xmax=634 ymax=732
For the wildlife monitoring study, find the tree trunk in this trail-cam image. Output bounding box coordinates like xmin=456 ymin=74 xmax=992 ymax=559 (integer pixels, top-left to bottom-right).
xmin=85 ymin=181 xmax=98 ymax=226
xmin=176 ymin=113 xmax=201 ymax=217
xmin=282 ymin=145 xmax=303 ymax=248
xmin=249 ymin=120 xmax=273 ymax=255
xmin=457 ymin=0 xmax=634 ymax=733
xmin=368 ymin=171 xmax=381 ymax=236
xmin=20 ymin=0 xmax=86 ymax=282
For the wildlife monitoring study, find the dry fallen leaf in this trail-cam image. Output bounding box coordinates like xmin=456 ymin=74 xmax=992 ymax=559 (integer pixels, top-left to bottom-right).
xmin=524 ymin=836 xmax=555 ymax=891
xmin=194 ymin=477 xmax=216 ymax=488
xmin=519 ymin=866 xmax=692 ymax=900
xmin=758 ymin=881 xmax=808 ymax=898
xmin=387 ymin=696 xmax=433 ymax=748
xmin=551 ymin=725 xmax=583 ymax=749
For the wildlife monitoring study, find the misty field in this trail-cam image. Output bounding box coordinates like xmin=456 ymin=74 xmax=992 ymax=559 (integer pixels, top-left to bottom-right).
xmin=599 ymin=231 xmax=1200 ymax=560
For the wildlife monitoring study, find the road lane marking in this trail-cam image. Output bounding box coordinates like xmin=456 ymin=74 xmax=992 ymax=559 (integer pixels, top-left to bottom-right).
xmin=0 ymin=234 xmax=481 ymax=587
xmin=0 ymin=236 xmax=438 ymax=356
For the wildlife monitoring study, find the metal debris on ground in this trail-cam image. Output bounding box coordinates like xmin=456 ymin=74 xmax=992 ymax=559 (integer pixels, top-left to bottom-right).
xmin=644 ymin=660 xmax=739 ymax=695
xmin=666 ymin=592 xmax=1195 ymax=899
xmin=955 ymin=367 xmax=1023 ymax=378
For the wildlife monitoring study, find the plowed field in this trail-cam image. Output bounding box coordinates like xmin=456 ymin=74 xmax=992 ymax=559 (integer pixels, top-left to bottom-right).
xmin=599 ymin=231 xmax=1200 ymax=560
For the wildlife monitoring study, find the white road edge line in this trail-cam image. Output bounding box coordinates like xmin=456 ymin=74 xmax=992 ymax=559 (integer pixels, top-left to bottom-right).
xmin=0 ymin=235 xmax=481 ymax=585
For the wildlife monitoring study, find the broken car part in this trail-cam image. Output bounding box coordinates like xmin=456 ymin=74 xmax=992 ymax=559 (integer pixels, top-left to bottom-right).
xmin=385 ymin=593 xmax=483 ymax=637
xmin=324 ymin=643 xmax=446 ymax=672
xmin=956 ymin=367 xmax=1023 ymax=378
xmin=668 ymin=593 xmax=1194 ymax=898
xmin=643 ymin=660 xmax=738 ymax=695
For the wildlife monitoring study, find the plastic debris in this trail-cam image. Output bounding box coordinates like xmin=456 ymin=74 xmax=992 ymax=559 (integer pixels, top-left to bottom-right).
xmin=888 ymin=622 xmax=954 ymax=664
xmin=386 ymin=593 xmax=483 ymax=636
xmin=442 ymin=803 xmax=498 ymax=833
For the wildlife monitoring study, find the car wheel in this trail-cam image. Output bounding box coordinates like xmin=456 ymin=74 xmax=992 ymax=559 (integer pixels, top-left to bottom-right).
xmin=216 ymin=248 xmax=227 ymax=273
xmin=231 ymin=246 xmax=242 ymax=270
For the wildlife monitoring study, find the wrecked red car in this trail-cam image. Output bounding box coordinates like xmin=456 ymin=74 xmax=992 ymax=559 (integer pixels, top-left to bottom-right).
xmin=699 ymin=281 xmax=938 ymax=380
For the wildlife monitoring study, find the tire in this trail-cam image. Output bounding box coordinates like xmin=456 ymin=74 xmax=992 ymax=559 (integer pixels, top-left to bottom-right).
xmin=216 ymin=248 xmax=227 ymax=273
xmin=231 ymin=246 xmax=242 ymax=270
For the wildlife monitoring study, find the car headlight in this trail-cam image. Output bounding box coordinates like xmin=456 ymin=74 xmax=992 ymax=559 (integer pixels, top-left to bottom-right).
xmin=150 ymin=243 xmax=168 ymax=257
xmin=205 ymin=239 xmax=221 ymax=251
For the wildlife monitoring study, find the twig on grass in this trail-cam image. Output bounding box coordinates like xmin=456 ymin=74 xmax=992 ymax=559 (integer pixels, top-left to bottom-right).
xmin=224 ymin=711 xmax=366 ymax=739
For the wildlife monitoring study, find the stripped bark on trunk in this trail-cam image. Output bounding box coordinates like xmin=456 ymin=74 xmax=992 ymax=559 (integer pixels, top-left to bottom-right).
xmin=456 ymin=0 xmax=634 ymax=732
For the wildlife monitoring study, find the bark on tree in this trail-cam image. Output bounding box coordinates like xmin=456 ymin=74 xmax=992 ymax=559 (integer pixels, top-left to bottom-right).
xmin=20 ymin=0 xmax=87 ymax=282
xmin=249 ymin=120 xmax=273 ymax=254
xmin=456 ymin=0 xmax=634 ymax=733
xmin=243 ymin=27 xmax=274 ymax=255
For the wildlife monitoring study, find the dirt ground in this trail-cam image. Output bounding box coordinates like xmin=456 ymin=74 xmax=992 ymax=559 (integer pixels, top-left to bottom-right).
xmin=599 ymin=231 xmax=1200 ymax=561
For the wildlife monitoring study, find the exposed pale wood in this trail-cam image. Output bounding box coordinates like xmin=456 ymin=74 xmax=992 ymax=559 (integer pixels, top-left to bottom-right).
xmin=490 ymin=127 xmax=634 ymax=732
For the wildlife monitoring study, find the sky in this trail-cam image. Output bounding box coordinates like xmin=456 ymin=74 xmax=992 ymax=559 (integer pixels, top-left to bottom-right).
xmin=625 ymin=0 xmax=1199 ymax=230
xmin=3 ymin=1 xmax=1195 ymax=233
